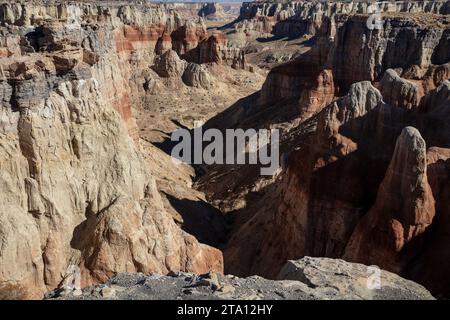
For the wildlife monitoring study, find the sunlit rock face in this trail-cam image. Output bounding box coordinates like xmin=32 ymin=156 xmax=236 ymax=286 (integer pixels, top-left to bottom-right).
xmin=0 ymin=1 xmax=224 ymax=299
xmin=235 ymin=0 xmax=450 ymax=38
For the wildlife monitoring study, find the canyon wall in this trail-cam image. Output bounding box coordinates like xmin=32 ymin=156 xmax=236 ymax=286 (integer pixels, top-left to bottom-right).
xmin=2 ymin=0 xmax=449 ymax=300
xmin=260 ymin=12 xmax=450 ymax=119
xmin=221 ymin=9 xmax=450 ymax=297
xmin=199 ymin=2 xmax=241 ymax=21
xmin=235 ymin=0 xmax=450 ymax=38
xmin=0 ymin=1 xmax=226 ymax=299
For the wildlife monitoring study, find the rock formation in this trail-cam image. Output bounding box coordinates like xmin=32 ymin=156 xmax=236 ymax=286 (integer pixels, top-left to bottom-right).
xmin=378 ymin=69 xmax=422 ymax=111
xmin=184 ymin=30 xmax=247 ymax=70
xmin=198 ymin=4 xmax=450 ymax=298
xmin=0 ymin=0 xmax=226 ymax=299
xmin=49 ymin=257 xmax=435 ymax=300
xmin=259 ymin=11 xmax=450 ymax=120
xmin=344 ymin=127 xmax=435 ymax=273
xmin=2 ymin=0 xmax=450 ymax=300
xmin=182 ymin=62 xmax=213 ymax=89
xmin=199 ymin=3 xmax=224 ymax=20
xmin=235 ymin=0 xmax=450 ymax=38
xmin=153 ymin=49 xmax=188 ymax=78
xmin=277 ymin=257 xmax=434 ymax=300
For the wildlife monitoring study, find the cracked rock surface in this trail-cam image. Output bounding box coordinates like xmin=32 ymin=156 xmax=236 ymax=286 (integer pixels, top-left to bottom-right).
xmin=50 ymin=257 xmax=434 ymax=300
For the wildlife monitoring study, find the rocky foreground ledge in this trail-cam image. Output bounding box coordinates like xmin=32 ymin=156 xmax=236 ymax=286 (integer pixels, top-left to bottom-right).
xmin=48 ymin=257 xmax=434 ymax=300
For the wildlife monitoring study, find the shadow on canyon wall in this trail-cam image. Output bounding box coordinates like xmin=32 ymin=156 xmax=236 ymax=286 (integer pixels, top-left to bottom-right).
xmin=163 ymin=192 xmax=230 ymax=248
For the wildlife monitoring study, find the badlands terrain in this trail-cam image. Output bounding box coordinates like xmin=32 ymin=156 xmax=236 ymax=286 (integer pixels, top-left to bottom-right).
xmin=0 ymin=0 xmax=449 ymax=300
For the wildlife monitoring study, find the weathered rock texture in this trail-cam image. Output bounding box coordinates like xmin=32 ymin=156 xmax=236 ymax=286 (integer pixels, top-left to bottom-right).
xmin=344 ymin=127 xmax=435 ymax=273
xmin=2 ymin=0 xmax=450 ymax=301
xmin=185 ymin=30 xmax=247 ymax=70
xmin=49 ymin=257 xmax=434 ymax=300
xmin=259 ymin=11 xmax=450 ymax=119
xmin=198 ymin=7 xmax=450 ymax=298
xmin=198 ymin=3 xmax=241 ymax=22
xmin=235 ymin=0 xmax=450 ymax=38
xmin=378 ymin=69 xmax=423 ymax=111
xmin=0 ymin=0 xmax=226 ymax=299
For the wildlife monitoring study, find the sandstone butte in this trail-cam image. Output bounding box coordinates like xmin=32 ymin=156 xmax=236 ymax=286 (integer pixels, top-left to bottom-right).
xmin=0 ymin=0 xmax=450 ymax=300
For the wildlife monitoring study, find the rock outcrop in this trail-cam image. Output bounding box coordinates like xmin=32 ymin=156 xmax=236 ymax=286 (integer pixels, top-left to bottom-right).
xmin=185 ymin=30 xmax=247 ymax=70
xmin=277 ymin=257 xmax=434 ymax=300
xmin=201 ymin=8 xmax=450 ymax=297
xmin=152 ymin=49 xmax=215 ymax=89
xmin=49 ymin=257 xmax=434 ymax=300
xmin=411 ymin=146 xmax=450 ymax=297
xmin=234 ymin=0 xmax=450 ymax=38
xmin=378 ymin=69 xmax=422 ymax=111
xmin=224 ymin=81 xmax=385 ymax=278
xmin=153 ymin=49 xmax=188 ymax=78
xmin=182 ymin=62 xmax=213 ymax=89
xmin=344 ymin=127 xmax=435 ymax=273
xmin=259 ymin=12 xmax=450 ymax=120
xmin=0 ymin=0 xmax=225 ymax=299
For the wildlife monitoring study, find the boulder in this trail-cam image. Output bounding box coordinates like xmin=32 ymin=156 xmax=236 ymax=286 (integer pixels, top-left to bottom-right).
xmin=182 ymin=63 xmax=213 ymax=89
xmin=152 ymin=49 xmax=187 ymax=78
xmin=278 ymin=257 xmax=434 ymax=300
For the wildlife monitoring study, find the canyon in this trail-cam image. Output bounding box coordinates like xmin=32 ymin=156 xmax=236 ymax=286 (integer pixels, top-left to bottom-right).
xmin=0 ymin=0 xmax=449 ymax=300
xmin=200 ymin=0 xmax=450 ymax=298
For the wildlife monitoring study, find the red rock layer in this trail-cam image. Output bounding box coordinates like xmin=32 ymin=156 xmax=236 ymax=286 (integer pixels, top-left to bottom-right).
xmin=0 ymin=2 xmax=225 ymax=299
xmin=344 ymin=127 xmax=436 ymax=273
xmin=223 ymin=13 xmax=450 ymax=296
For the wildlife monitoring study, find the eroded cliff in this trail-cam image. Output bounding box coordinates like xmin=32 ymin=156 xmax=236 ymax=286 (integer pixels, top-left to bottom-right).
xmin=198 ymin=6 xmax=450 ymax=298
xmin=235 ymin=0 xmax=450 ymax=38
xmin=0 ymin=0 xmax=230 ymax=299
